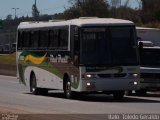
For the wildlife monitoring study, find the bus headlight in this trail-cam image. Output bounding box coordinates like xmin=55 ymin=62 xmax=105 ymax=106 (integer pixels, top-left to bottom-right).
xmin=129 ymin=73 xmax=139 ymax=78
xmin=82 ymin=74 xmax=96 ymax=79
xmin=86 ymin=74 xmax=92 ymax=78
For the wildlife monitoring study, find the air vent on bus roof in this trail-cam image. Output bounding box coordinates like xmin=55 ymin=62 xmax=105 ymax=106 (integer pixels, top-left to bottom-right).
xmin=79 ymin=17 xmax=98 ymax=19
xmin=20 ymin=21 xmax=39 ymax=25
xmin=49 ymin=19 xmax=65 ymax=22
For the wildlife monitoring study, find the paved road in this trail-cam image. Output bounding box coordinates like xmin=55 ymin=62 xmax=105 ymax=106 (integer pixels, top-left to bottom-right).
xmin=0 ymin=75 xmax=160 ymax=119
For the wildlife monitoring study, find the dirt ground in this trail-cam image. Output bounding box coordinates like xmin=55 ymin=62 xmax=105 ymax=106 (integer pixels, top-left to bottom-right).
xmin=0 ymin=63 xmax=16 ymax=76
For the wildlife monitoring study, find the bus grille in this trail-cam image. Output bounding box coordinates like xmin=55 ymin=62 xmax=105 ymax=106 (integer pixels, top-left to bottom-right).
xmin=98 ymin=73 xmax=126 ymax=78
xmin=141 ymin=73 xmax=160 ymax=83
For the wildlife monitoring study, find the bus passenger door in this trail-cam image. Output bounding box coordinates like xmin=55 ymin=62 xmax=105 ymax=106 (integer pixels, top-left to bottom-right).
xmin=71 ymin=26 xmax=80 ymax=67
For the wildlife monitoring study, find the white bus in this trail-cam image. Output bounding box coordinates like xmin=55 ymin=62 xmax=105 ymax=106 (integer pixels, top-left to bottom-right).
xmin=16 ymin=17 xmax=140 ymax=99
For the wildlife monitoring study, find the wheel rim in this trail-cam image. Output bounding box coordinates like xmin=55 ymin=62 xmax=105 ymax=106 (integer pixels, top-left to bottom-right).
xmin=32 ymin=87 xmax=36 ymax=92
xmin=31 ymin=75 xmax=36 ymax=93
xmin=66 ymin=82 xmax=71 ymax=98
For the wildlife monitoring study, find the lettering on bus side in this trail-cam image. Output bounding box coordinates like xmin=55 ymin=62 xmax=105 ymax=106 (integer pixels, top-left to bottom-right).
xmin=49 ymin=54 xmax=70 ymax=63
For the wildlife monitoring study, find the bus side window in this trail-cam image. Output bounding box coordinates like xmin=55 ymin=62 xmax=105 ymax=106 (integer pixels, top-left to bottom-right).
xmin=49 ymin=29 xmax=58 ymax=49
xmin=23 ymin=31 xmax=30 ymax=49
xmin=40 ymin=30 xmax=49 ymax=49
xmin=30 ymin=31 xmax=39 ymax=49
xmin=59 ymin=29 xmax=68 ymax=50
xmin=18 ymin=31 xmax=23 ymax=50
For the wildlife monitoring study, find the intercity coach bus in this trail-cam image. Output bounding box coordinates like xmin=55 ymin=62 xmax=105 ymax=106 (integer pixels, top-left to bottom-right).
xmin=16 ymin=17 xmax=140 ymax=99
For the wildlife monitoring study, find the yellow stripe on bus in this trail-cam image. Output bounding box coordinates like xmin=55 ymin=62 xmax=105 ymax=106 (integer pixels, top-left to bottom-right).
xmin=25 ymin=53 xmax=47 ymax=65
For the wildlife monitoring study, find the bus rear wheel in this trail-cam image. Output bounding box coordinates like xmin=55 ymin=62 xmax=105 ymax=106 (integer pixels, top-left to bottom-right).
xmin=64 ymin=81 xmax=73 ymax=99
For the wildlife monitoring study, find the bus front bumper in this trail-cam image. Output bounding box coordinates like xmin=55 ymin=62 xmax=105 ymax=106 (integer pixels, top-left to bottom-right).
xmin=76 ymin=78 xmax=140 ymax=92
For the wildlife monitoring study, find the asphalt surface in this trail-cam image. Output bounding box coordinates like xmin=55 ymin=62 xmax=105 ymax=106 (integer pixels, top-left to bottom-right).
xmin=0 ymin=75 xmax=160 ymax=119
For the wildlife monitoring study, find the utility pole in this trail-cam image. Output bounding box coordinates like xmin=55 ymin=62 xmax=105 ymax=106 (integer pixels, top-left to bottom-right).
xmin=12 ymin=8 xmax=19 ymax=19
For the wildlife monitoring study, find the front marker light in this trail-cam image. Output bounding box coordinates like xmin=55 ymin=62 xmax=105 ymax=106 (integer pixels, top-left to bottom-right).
xmin=134 ymin=81 xmax=138 ymax=85
xmin=87 ymin=82 xmax=91 ymax=86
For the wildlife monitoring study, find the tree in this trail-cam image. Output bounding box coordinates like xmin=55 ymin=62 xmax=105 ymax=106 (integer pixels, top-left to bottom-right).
xmin=65 ymin=0 xmax=109 ymax=19
xmin=110 ymin=0 xmax=121 ymax=8
xmin=0 ymin=19 xmax=3 ymax=29
xmin=135 ymin=0 xmax=142 ymax=9
xmin=109 ymin=0 xmax=131 ymax=18
xmin=81 ymin=0 xmax=109 ymax=17
xmin=6 ymin=15 xmax=13 ymax=21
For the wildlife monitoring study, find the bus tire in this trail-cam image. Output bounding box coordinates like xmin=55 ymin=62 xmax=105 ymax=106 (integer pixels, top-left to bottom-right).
xmin=64 ymin=80 xmax=73 ymax=99
xmin=30 ymin=73 xmax=40 ymax=95
xmin=113 ymin=91 xmax=124 ymax=100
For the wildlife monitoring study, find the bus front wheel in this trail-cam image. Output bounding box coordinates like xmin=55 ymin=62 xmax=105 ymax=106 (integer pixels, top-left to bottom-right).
xmin=30 ymin=73 xmax=39 ymax=95
xmin=30 ymin=74 xmax=48 ymax=95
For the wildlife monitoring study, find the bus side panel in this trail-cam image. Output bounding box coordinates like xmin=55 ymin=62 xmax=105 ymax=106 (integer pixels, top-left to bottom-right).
xmin=24 ymin=66 xmax=63 ymax=90
xmin=18 ymin=51 xmax=80 ymax=90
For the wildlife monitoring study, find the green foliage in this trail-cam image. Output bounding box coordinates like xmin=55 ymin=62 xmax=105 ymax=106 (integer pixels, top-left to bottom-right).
xmin=64 ymin=7 xmax=82 ymax=19
xmin=64 ymin=0 xmax=109 ymax=19
xmin=0 ymin=20 xmax=3 ymax=29
xmin=83 ymin=0 xmax=109 ymax=17
xmin=0 ymin=53 xmax=16 ymax=65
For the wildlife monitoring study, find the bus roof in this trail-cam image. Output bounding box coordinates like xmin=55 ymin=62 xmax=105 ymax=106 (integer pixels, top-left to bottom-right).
xmin=18 ymin=18 xmax=134 ymax=30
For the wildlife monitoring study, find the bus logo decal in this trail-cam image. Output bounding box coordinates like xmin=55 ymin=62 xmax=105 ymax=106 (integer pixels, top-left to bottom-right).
xmin=25 ymin=53 xmax=47 ymax=65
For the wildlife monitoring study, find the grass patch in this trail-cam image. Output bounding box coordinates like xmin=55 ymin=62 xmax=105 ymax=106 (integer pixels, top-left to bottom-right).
xmin=0 ymin=53 xmax=16 ymax=65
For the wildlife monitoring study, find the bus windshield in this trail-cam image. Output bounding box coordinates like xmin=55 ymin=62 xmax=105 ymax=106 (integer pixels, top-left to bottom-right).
xmin=80 ymin=27 xmax=138 ymax=65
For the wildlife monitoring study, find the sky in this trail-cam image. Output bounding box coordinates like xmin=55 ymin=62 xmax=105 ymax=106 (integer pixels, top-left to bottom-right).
xmin=0 ymin=0 xmax=70 ymax=19
xmin=0 ymin=0 xmax=140 ymax=20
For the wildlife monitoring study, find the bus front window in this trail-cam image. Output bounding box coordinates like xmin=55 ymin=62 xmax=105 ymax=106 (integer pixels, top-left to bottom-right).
xmin=110 ymin=27 xmax=138 ymax=65
xmin=80 ymin=27 xmax=139 ymax=66
xmin=80 ymin=28 xmax=111 ymax=65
